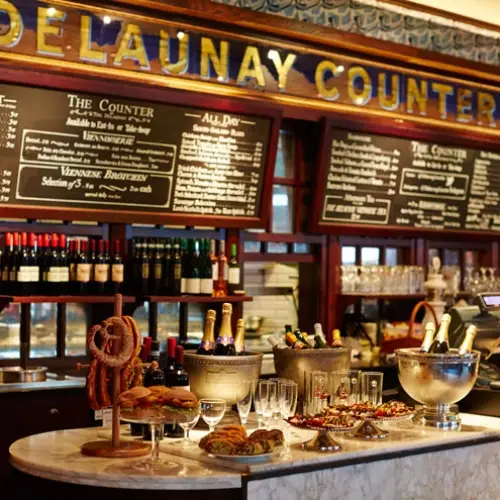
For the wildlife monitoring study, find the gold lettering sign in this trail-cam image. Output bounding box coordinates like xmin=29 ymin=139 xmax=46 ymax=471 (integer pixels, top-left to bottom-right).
xmin=0 ymin=0 xmax=22 ymax=47
xmin=200 ymin=37 xmax=229 ymax=81
xmin=114 ymin=24 xmax=150 ymax=69
xmin=478 ymin=92 xmax=497 ymax=127
xmin=237 ymin=46 xmax=265 ymax=87
xmin=432 ymin=82 xmax=454 ymax=119
xmin=457 ymin=88 xmax=472 ymax=123
xmin=79 ymin=15 xmax=106 ymax=64
xmin=314 ymin=60 xmax=340 ymax=101
xmin=37 ymin=6 xmax=65 ymax=57
xmin=268 ymin=51 xmax=296 ymax=91
xmin=159 ymin=30 xmax=189 ymax=75
xmin=378 ymin=73 xmax=399 ymax=111
xmin=348 ymin=66 xmax=372 ymax=105
xmin=407 ymin=78 xmax=428 ymax=116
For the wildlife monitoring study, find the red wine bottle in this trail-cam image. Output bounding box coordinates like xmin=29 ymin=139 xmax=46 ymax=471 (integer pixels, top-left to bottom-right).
xmin=110 ymin=239 xmax=124 ymax=295
xmin=47 ymin=234 xmax=60 ymax=296
xmin=1 ymin=233 xmax=11 ymax=294
xmin=9 ymin=233 xmax=21 ymax=295
xmin=76 ymin=240 xmax=91 ymax=296
xmin=94 ymin=239 xmax=109 ymax=295
xmin=59 ymin=234 xmax=69 ymax=295
xmin=17 ymin=232 xmax=31 ymax=296
xmin=30 ymin=233 xmax=39 ymax=295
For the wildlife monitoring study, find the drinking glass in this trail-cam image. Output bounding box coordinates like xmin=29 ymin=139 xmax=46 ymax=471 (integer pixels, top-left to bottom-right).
xmin=258 ymin=380 xmax=277 ymax=428
xmin=236 ymin=381 xmax=253 ymax=426
xmin=330 ymin=370 xmax=361 ymax=405
xmin=361 ymin=372 xmax=383 ymax=406
xmin=179 ymin=412 xmax=201 ymax=448
xmin=252 ymin=380 xmax=265 ymax=429
xmin=311 ymin=371 xmax=329 ymax=415
xmin=279 ymin=380 xmax=298 ymax=419
xmin=200 ymin=398 xmax=226 ymax=433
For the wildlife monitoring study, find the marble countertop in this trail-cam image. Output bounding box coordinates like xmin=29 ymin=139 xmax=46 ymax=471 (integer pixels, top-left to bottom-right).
xmin=9 ymin=414 xmax=500 ymax=489
xmin=0 ymin=377 xmax=85 ymax=393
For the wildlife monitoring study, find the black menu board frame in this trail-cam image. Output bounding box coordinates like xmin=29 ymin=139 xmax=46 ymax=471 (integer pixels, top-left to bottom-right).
xmin=0 ymin=67 xmax=282 ymax=228
xmin=312 ymin=116 xmax=500 ymax=238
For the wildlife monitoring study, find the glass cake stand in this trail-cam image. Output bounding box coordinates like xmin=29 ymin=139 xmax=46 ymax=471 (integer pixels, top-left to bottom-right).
xmin=121 ymin=405 xmax=200 ymax=471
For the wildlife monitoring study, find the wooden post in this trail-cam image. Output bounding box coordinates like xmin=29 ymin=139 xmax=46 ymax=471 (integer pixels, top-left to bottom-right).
xmin=112 ymin=293 xmax=123 ymax=449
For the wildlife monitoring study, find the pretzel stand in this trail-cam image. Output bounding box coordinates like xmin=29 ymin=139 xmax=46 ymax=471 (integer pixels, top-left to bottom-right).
xmin=81 ymin=294 xmax=149 ymax=458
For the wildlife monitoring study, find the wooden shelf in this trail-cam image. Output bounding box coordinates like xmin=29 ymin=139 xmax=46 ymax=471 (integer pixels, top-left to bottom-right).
xmin=340 ymin=293 xmax=426 ymax=300
xmin=146 ymin=295 xmax=253 ymax=303
xmin=0 ymin=295 xmax=136 ymax=304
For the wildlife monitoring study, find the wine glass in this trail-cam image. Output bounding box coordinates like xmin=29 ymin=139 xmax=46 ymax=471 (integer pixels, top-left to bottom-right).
xmin=179 ymin=412 xmax=201 ymax=448
xmin=279 ymin=380 xmax=298 ymax=420
xmin=258 ymin=380 xmax=277 ymax=429
xmin=200 ymin=398 xmax=226 ymax=433
xmin=236 ymin=381 xmax=253 ymax=427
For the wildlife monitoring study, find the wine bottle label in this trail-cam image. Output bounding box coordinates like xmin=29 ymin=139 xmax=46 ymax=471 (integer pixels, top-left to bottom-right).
xmin=228 ymin=267 xmax=240 ymax=285
xmin=2 ymin=269 xmax=8 ymax=281
xmin=154 ymin=263 xmax=162 ymax=279
xmin=174 ymin=264 xmax=181 ymax=280
xmin=142 ymin=263 xmax=150 ymax=279
xmin=77 ymin=264 xmax=91 ymax=283
xmin=216 ymin=336 xmax=235 ymax=346
xmin=200 ymin=278 xmax=213 ymax=295
xmin=223 ymin=263 xmax=228 ymax=281
xmin=17 ymin=266 xmax=31 ymax=283
xmin=59 ymin=267 xmax=69 ymax=283
xmin=31 ymin=266 xmax=40 ymax=282
xmin=94 ymin=264 xmax=109 ymax=283
xmin=111 ymin=264 xmax=124 ymax=283
xmin=212 ymin=262 xmax=219 ymax=281
xmin=186 ymin=278 xmax=201 ymax=294
xmin=47 ymin=267 xmax=59 ymax=282
xmin=181 ymin=277 xmax=186 ymax=294
xmin=9 ymin=269 xmax=17 ymax=281
xmin=199 ymin=341 xmax=215 ymax=351
xmin=69 ymin=263 xmax=77 ymax=282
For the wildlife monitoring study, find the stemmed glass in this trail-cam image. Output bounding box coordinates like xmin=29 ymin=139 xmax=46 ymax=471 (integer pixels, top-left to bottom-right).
xmin=179 ymin=412 xmax=201 ymax=448
xmin=236 ymin=381 xmax=253 ymax=426
xmin=258 ymin=380 xmax=277 ymax=429
xmin=200 ymin=398 xmax=226 ymax=433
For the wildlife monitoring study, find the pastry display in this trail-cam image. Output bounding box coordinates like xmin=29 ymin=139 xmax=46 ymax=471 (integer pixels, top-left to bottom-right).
xmin=118 ymin=386 xmax=199 ymax=423
xmin=199 ymin=425 xmax=284 ymax=456
xmin=289 ymin=400 xmax=414 ymax=430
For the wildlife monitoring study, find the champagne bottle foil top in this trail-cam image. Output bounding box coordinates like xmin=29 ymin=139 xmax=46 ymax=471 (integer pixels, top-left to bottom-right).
xmin=222 ymin=303 xmax=233 ymax=314
xmin=207 ymin=309 xmax=216 ymax=320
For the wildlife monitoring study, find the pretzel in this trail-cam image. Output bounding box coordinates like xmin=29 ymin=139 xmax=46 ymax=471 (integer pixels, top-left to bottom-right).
xmin=87 ymin=317 xmax=133 ymax=368
xmin=86 ymin=359 xmax=100 ymax=411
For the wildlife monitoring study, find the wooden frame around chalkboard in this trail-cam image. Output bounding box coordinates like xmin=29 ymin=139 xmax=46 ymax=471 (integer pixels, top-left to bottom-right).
xmin=311 ymin=114 xmax=500 ymax=239
xmin=0 ymin=65 xmax=281 ymax=229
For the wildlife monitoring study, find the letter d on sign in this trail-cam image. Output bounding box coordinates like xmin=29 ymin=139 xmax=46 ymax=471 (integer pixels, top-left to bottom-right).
xmin=0 ymin=0 xmax=23 ymax=47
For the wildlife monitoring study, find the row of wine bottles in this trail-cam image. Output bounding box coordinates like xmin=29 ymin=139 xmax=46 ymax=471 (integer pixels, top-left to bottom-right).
xmin=0 ymin=232 xmax=241 ymax=297
xmin=128 ymin=237 xmax=241 ymax=297
xmin=196 ymin=303 xmax=246 ymax=355
xmin=268 ymin=324 xmax=345 ymax=350
xmin=419 ymin=313 xmax=477 ymax=355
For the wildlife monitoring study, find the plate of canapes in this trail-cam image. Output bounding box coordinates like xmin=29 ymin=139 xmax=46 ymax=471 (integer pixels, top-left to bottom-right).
xmin=198 ymin=425 xmax=285 ymax=463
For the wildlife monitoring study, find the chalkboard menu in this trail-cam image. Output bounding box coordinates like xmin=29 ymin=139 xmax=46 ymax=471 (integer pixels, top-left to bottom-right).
xmin=0 ymin=84 xmax=274 ymax=224
xmin=316 ymin=127 xmax=500 ymax=233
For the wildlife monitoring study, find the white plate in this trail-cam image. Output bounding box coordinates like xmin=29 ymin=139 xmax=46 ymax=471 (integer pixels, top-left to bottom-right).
xmin=208 ymin=452 xmax=275 ymax=464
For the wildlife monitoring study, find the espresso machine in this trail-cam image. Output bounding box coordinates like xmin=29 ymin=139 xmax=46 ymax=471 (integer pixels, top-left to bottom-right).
xmin=449 ymin=293 xmax=500 ymax=416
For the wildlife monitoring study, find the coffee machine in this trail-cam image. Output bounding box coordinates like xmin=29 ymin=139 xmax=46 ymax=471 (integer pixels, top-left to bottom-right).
xmin=449 ymin=293 xmax=500 ymax=416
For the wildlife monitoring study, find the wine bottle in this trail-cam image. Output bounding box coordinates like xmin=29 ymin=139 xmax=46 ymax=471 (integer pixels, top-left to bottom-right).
xmin=268 ymin=333 xmax=288 ymax=349
xmin=214 ymin=303 xmax=236 ymax=355
xmin=164 ymin=337 xmax=177 ymax=380
xmin=8 ymin=233 xmax=20 ymax=295
xmin=331 ymin=329 xmax=344 ymax=348
xmin=130 ymin=238 xmax=142 ymax=295
xmin=314 ymin=323 xmax=328 ymax=349
xmin=93 ymin=239 xmax=109 ymax=295
xmin=429 ymin=314 xmax=451 ymax=354
xmin=294 ymin=329 xmax=310 ymax=348
xmin=420 ymin=322 xmax=436 ymax=352
xmin=166 ymin=345 xmax=190 ymax=390
xmin=59 ymin=234 xmax=69 ymax=295
xmin=170 ymin=239 xmax=182 ymax=296
xmin=228 ymin=243 xmax=241 ymax=295
xmin=162 ymin=238 xmax=172 ymax=295
xmin=110 ymin=239 xmax=124 ymax=295
xmin=197 ymin=309 xmax=216 ymax=355
xmin=1 ymin=233 xmax=11 ymax=293
xmin=17 ymin=232 xmax=31 ymax=296
xmin=185 ymin=239 xmax=201 ymax=295
xmin=180 ymin=238 xmax=188 ymax=294
xmin=29 ymin=233 xmax=39 ymax=294
xmin=200 ymin=239 xmax=213 ymax=296
xmin=210 ymin=239 xmax=218 ymax=291
xmin=150 ymin=238 xmax=163 ymax=295
xmin=234 ymin=318 xmax=246 ymax=355
xmin=285 ymin=331 xmax=307 ymax=349
xmin=47 ymin=233 xmax=60 ymax=295
xmin=139 ymin=237 xmax=150 ymax=296
xmin=144 ymin=340 xmax=166 ymax=386
xmin=458 ymin=325 xmax=478 ymax=356
xmin=76 ymin=240 xmax=91 ymax=295
xmin=41 ymin=234 xmax=51 ymax=294
xmin=68 ymin=239 xmax=78 ymax=294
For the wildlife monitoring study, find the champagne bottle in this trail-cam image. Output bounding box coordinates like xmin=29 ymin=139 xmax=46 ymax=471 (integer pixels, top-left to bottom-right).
xmin=285 ymin=331 xmax=306 ymax=349
xmin=197 ymin=309 xmax=216 ymax=355
xmin=268 ymin=333 xmax=287 ymax=349
xmin=458 ymin=325 xmax=477 ymax=356
xmin=228 ymin=243 xmax=240 ymax=295
xmin=314 ymin=323 xmax=328 ymax=349
xmin=429 ymin=314 xmax=451 ymax=354
xmin=294 ymin=329 xmax=310 ymax=348
xmin=420 ymin=322 xmax=436 ymax=352
xmin=234 ymin=318 xmax=246 ymax=355
xmin=331 ymin=329 xmax=344 ymax=348
xmin=214 ymin=303 xmax=236 ymax=355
